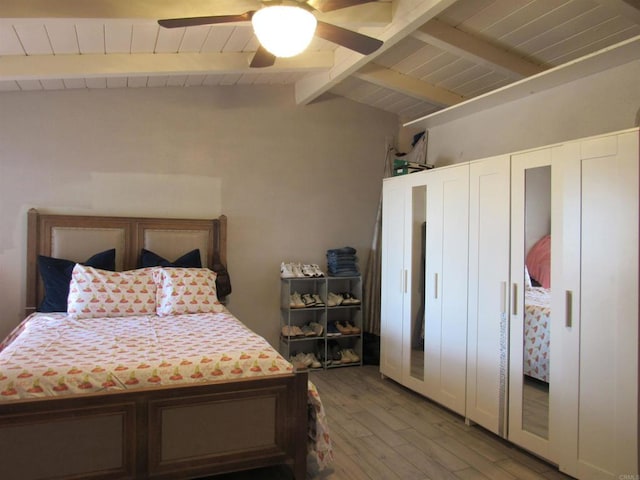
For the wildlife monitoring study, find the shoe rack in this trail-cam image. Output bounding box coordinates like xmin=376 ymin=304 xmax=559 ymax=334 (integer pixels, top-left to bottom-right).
xmin=280 ymin=276 xmax=363 ymax=369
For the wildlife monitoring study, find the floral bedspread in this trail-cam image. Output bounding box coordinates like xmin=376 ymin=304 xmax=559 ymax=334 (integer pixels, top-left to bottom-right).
xmin=308 ymin=380 xmax=334 ymax=472
xmin=0 ymin=310 xmax=294 ymax=400
xmin=0 ymin=310 xmax=334 ymax=470
xmin=524 ymin=287 xmax=551 ymax=382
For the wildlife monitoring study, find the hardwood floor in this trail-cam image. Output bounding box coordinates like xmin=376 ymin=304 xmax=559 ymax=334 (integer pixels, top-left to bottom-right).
xmin=203 ymin=365 xmax=573 ymax=480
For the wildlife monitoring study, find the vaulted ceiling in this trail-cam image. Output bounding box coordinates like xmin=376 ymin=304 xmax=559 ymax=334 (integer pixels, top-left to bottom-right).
xmin=1 ymin=0 xmax=639 ymax=125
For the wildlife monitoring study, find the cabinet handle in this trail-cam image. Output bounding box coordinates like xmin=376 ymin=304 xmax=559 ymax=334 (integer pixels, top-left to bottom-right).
xmin=565 ymin=290 xmax=573 ymax=328
xmin=500 ymin=281 xmax=507 ymax=315
xmin=512 ymin=283 xmax=518 ymax=316
xmin=403 ymin=269 xmax=408 ymax=293
xmin=434 ymin=273 xmax=439 ymax=299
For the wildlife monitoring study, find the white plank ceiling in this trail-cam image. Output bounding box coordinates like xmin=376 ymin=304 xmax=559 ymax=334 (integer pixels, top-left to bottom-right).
xmin=1 ymin=0 xmax=639 ymax=123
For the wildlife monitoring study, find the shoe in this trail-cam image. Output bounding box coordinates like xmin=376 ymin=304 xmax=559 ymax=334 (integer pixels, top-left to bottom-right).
xmin=328 ymin=341 xmax=343 ymax=362
xmin=341 ymin=348 xmax=360 ymax=364
xmin=289 ymin=292 xmax=305 ymax=309
xmin=280 ymin=262 xmax=295 ymax=278
xmin=316 ymin=342 xmax=331 ymax=367
xmin=309 ymin=321 xmax=323 ymax=336
xmin=311 ymin=264 xmax=325 ymax=277
xmin=281 ymin=325 xmax=295 ymax=337
xmin=339 ymin=349 xmax=351 ymax=363
xmin=326 ymin=323 xmax=341 ymax=337
xmin=327 ymin=292 xmax=343 ymax=307
xmin=348 ymin=293 xmax=361 ymax=305
xmin=282 ymin=325 xmax=305 ymax=337
xmin=335 ymin=321 xmax=352 ymax=335
xmin=347 ymin=348 xmax=360 ymax=363
xmin=290 ymin=352 xmax=312 ymax=369
xmin=345 ymin=321 xmax=361 ymax=334
xmin=290 ymin=263 xmax=304 ymax=278
xmin=302 ymin=264 xmax=320 ymax=277
xmin=341 ymin=292 xmax=360 ymax=305
xmin=305 ymin=352 xmax=322 ymax=368
xmin=312 ymin=294 xmax=325 ymax=307
xmin=301 ymin=293 xmax=316 ymax=307
xmin=300 ymin=324 xmax=316 ymax=337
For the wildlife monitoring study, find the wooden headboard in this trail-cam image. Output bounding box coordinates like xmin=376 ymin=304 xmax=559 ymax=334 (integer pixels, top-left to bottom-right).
xmin=26 ymin=208 xmax=227 ymax=316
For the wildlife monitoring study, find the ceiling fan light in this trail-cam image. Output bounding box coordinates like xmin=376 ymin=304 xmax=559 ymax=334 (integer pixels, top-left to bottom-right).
xmin=252 ymin=6 xmax=317 ymax=58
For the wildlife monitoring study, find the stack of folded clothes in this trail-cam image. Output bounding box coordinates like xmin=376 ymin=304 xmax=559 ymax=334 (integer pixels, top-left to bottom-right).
xmin=326 ymin=246 xmax=360 ymax=277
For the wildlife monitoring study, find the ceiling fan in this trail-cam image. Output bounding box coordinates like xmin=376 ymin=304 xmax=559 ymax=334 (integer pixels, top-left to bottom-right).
xmin=158 ymin=0 xmax=384 ymax=68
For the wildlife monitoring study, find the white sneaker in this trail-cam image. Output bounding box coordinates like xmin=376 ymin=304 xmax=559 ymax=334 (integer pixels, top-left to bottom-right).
xmin=345 ymin=348 xmax=360 ymax=363
xmin=301 ymin=293 xmax=316 ymax=307
xmin=305 ymin=352 xmax=322 ymax=368
xmin=309 ymin=321 xmax=323 ymax=336
xmin=291 ymin=263 xmax=305 ymax=278
xmin=291 ymin=352 xmax=311 ymax=369
xmin=327 ymin=292 xmax=343 ymax=307
xmin=311 ymin=264 xmax=325 ymax=277
xmin=289 ymin=292 xmax=305 ymax=308
xmin=312 ymin=294 xmax=325 ymax=307
xmin=301 ymin=264 xmax=316 ymax=277
xmin=280 ymin=262 xmax=295 ymax=278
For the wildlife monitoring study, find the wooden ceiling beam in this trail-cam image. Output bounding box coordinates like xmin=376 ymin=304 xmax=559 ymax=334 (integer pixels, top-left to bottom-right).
xmin=354 ymin=63 xmax=464 ymax=107
xmin=0 ymin=51 xmax=334 ymax=80
xmin=0 ymin=0 xmax=390 ymax=26
xmin=413 ymin=19 xmax=545 ymax=79
xmin=294 ymin=0 xmax=459 ymax=106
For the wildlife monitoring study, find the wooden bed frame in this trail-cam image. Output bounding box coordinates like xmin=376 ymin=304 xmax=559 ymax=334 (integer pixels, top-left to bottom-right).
xmin=0 ymin=209 xmax=308 ymax=480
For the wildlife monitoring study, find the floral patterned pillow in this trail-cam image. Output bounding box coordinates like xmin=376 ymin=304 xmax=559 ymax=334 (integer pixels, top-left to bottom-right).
xmin=154 ymin=267 xmax=224 ymax=316
xmin=67 ymin=265 xmax=157 ymax=318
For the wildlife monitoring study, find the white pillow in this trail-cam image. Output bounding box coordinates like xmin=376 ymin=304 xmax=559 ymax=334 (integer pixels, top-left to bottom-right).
xmin=154 ymin=267 xmax=225 ymax=316
xmin=67 ymin=265 xmax=157 ymax=318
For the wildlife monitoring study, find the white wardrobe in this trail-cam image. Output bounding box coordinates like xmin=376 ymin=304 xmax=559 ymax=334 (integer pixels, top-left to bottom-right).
xmin=380 ymin=128 xmax=639 ymax=478
xmin=380 ymin=163 xmax=469 ymax=415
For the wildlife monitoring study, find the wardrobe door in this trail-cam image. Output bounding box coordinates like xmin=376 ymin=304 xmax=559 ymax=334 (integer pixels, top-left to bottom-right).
xmin=380 ymin=180 xmax=407 ymax=383
xmin=554 ymin=130 xmax=639 ymax=478
xmin=466 ymin=155 xmax=510 ymax=436
xmin=509 ymin=147 xmax=556 ymax=462
xmin=381 ymin=173 xmax=429 ymax=387
xmin=424 ymin=164 xmax=469 ymax=415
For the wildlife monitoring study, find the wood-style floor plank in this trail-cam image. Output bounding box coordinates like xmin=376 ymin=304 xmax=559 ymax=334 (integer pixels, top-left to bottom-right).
xmin=202 ymin=365 xmax=574 ymax=480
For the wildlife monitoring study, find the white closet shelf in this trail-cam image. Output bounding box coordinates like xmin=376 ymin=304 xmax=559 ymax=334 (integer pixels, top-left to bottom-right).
xmin=404 ymin=35 xmax=640 ymax=130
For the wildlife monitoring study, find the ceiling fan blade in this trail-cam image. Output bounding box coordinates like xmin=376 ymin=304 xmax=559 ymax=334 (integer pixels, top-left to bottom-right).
xmin=250 ymin=45 xmax=276 ymax=68
xmin=307 ymin=0 xmax=378 ymax=13
xmin=158 ymin=11 xmax=254 ymax=29
xmin=315 ymin=21 xmax=383 ymax=55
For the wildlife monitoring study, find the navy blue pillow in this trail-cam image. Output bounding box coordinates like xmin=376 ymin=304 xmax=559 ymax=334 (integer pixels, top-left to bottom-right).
xmin=37 ymin=249 xmax=116 ymax=312
xmin=140 ymin=249 xmax=202 ymax=268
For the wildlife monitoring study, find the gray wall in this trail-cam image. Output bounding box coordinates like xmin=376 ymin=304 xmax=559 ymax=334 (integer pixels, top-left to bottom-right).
xmin=0 ymin=85 xmax=398 ymax=346
xmin=400 ymin=60 xmax=640 ymax=165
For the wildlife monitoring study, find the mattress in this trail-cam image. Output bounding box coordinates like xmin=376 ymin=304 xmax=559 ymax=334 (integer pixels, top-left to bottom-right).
xmin=523 ymin=287 xmax=551 ymax=383
xmin=0 ymin=309 xmax=293 ymax=401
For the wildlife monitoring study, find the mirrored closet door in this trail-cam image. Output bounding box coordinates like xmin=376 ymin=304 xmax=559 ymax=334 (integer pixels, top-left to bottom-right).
xmin=509 ymin=148 xmax=555 ymax=462
xmin=406 ymin=185 xmax=426 ymax=386
xmin=380 ymin=173 xmax=429 ymax=391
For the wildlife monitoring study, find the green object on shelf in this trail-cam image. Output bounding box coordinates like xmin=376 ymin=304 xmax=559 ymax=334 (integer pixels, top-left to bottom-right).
xmin=393 ymin=158 xmax=432 ymax=176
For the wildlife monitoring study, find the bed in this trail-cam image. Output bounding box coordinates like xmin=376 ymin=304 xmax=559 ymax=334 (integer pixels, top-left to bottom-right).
xmin=523 ymin=286 xmax=551 ymax=383
xmin=0 ymin=209 xmax=311 ymax=480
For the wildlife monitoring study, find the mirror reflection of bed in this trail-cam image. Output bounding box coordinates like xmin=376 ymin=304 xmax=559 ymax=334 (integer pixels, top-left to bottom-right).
xmin=522 ymin=274 xmax=550 ymax=438
xmin=522 ymin=166 xmax=551 ymax=439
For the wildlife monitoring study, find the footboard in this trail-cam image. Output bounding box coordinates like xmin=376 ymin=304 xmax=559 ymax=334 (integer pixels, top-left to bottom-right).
xmin=0 ymin=371 xmax=308 ymax=480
